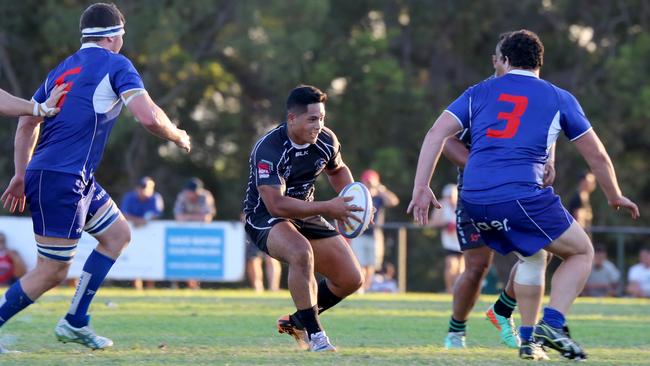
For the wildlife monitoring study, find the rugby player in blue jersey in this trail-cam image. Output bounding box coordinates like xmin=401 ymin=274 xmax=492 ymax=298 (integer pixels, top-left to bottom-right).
xmin=0 ymin=3 xmax=190 ymax=353
xmin=243 ymin=85 xmax=363 ymax=352
xmin=443 ymin=33 xmax=533 ymax=351
xmin=409 ymin=30 xmax=638 ymax=361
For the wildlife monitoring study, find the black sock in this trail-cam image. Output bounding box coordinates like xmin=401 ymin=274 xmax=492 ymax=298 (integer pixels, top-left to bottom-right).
xmin=493 ymin=291 xmax=517 ymax=318
xmin=290 ymin=280 xmax=343 ymax=328
xmin=448 ymin=317 xmax=467 ymax=333
xmin=317 ymin=279 xmax=343 ymax=314
xmin=296 ymin=305 xmax=322 ymax=338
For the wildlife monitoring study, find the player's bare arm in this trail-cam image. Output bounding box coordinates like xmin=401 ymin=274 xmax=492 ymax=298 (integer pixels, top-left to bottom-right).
xmin=407 ymin=111 xmax=462 ymax=225
xmin=258 ymin=184 xmax=361 ymax=226
xmin=1 ymin=115 xmax=42 ymax=213
xmin=325 ymin=163 xmax=353 ymax=193
xmin=573 ymin=130 xmax=639 ymax=219
xmin=0 ymin=84 xmax=67 ymax=118
xmin=126 ymin=92 xmax=191 ymax=152
xmin=442 ymin=136 xmax=469 ymax=168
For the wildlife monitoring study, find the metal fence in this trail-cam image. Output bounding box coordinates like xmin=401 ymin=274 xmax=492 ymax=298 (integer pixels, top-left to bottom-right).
xmin=379 ymin=223 xmax=650 ymax=293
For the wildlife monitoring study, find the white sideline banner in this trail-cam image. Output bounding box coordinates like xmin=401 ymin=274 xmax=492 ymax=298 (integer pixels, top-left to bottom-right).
xmin=0 ymin=217 xmax=245 ymax=281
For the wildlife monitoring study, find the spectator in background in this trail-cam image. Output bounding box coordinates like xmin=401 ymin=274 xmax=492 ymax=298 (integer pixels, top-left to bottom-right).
xmin=350 ymin=169 xmax=399 ymax=293
xmin=121 ymin=176 xmax=164 ymax=228
xmin=121 ymin=176 xmax=164 ymax=290
xmin=430 ymin=184 xmax=464 ymax=293
xmin=245 ymin=237 xmax=282 ymax=293
xmin=583 ymin=245 xmax=620 ymax=297
xmin=174 ymin=177 xmax=216 ymax=289
xmin=174 ymin=177 xmax=216 ymax=222
xmin=568 ymin=171 xmax=597 ymax=234
xmin=627 ymin=246 xmax=650 ymax=298
xmin=0 ymin=232 xmax=26 ymax=286
xmin=368 ymin=262 xmax=398 ymax=293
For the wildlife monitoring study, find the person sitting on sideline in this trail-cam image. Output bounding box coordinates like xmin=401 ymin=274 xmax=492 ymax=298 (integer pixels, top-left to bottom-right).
xmin=582 ymin=245 xmax=620 ymax=297
xmin=627 ymin=246 xmax=650 ymax=298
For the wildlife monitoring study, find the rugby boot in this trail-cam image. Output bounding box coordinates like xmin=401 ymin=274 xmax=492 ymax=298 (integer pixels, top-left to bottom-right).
xmin=533 ymin=320 xmax=587 ymax=361
xmin=444 ymin=331 xmax=466 ymax=349
xmin=277 ymin=314 xmax=309 ymax=350
xmin=309 ymin=331 xmax=337 ymax=352
xmin=519 ymin=340 xmax=550 ymax=361
xmin=485 ymin=305 xmax=521 ymax=348
xmin=55 ymin=318 xmax=113 ymax=350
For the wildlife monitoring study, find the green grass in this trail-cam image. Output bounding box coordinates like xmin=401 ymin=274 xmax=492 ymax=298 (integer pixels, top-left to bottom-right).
xmin=0 ymin=289 xmax=649 ymax=365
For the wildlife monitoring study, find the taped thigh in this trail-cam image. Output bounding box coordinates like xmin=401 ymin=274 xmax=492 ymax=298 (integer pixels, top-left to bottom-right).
xmin=514 ymin=250 xmax=547 ymax=286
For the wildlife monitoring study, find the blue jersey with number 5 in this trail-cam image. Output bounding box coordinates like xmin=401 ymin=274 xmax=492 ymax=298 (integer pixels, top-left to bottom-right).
xmin=29 ymin=43 xmax=145 ymax=182
xmin=445 ymin=70 xmax=592 ymax=204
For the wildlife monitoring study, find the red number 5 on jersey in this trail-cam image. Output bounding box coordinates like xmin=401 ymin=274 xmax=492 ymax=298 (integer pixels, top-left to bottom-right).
xmin=54 ymin=66 xmax=82 ymax=108
xmin=487 ymin=93 xmax=528 ymax=139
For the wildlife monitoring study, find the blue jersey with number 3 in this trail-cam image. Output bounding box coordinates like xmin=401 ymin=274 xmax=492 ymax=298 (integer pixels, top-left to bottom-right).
xmin=445 ymin=70 xmax=592 ymax=204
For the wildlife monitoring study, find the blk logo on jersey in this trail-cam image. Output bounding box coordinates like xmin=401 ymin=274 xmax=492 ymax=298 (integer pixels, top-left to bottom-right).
xmin=295 ymin=150 xmax=308 ymax=157
xmin=257 ymin=160 xmax=273 ymax=179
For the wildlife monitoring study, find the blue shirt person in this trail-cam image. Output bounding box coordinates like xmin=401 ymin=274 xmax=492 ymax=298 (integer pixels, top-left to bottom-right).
xmin=121 ymin=176 xmax=164 ymax=227
xmin=0 ymin=3 xmax=190 ymax=353
xmin=408 ymin=29 xmax=638 ymax=360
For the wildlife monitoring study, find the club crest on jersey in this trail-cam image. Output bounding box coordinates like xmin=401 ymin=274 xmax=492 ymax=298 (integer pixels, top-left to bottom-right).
xmin=314 ymin=158 xmax=326 ymax=174
xmin=257 ymin=160 xmax=273 ymax=179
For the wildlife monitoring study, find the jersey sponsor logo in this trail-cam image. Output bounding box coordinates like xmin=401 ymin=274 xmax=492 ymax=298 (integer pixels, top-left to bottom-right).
xmin=472 ymin=218 xmax=510 ymax=232
xmin=94 ymin=188 xmax=107 ymax=201
xmin=295 ymin=150 xmax=308 ymax=157
xmin=487 ymin=93 xmax=528 ymax=139
xmin=257 ymin=160 xmax=273 ymax=179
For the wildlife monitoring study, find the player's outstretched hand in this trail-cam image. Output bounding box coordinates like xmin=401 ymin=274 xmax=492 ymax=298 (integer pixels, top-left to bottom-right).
xmin=175 ymin=129 xmax=191 ymax=152
xmin=328 ymin=196 xmax=363 ymax=228
xmin=609 ymin=195 xmax=640 ymax=220
xmin=407 ymin=185 xmax=441 ymax=226
xmin=37 ymin=83 xmax=68 ymax=117
xmin=1 ymin=175 xmax=26 ymax=213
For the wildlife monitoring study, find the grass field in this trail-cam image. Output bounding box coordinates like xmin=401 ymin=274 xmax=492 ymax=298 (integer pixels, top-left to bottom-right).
xmin=0 ymin=288 xmax=648 ymax=365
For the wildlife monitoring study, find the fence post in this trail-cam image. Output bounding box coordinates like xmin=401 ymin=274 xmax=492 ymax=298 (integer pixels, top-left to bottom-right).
xmin=398 ymin=227 xmax=407 ymax=293
xmin=616 ymin=233 xmax=626 ymax=296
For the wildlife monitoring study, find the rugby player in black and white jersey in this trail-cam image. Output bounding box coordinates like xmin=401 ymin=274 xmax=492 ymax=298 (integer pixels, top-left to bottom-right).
xmin=243 ymin=85 xmax=363 ymax=352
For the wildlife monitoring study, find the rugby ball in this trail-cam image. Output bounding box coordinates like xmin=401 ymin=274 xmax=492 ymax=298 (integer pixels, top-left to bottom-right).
xmin=336 ymin=182 xmax=373 ymax=239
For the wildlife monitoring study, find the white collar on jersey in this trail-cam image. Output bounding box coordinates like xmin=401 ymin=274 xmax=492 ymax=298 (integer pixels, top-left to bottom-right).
xmin=507 ymin=69 xmax=539 ymax=78
xmin=290 ymin=139 xmax=311 ymax=149
xmin=80 ymin=43 xmax=104 ymax=50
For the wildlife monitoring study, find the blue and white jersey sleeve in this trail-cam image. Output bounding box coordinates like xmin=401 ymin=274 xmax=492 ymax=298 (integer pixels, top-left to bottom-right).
xmin=32 ymin=70 xmax=56 ymax=103
xmin=252 ymin=142 xmax=285 ymax=187
xmin=110 ymin=55 xmax=145 ymax=105
xmin=559 ymin=89 xmax=592 ymax=141
xmin=445 ymin=88 xmax=472 ymax=129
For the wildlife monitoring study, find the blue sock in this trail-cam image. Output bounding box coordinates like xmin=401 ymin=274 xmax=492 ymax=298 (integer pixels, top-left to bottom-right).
xmin=542 ymin=307 xmax=565 ymax=328
xmin=0 ymin=281 xmax=34 ymax=327
xmin=519 ymin=326 xmax=533 ymax=343
xmin=65 ymin=250 xmax=115 ymax=328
